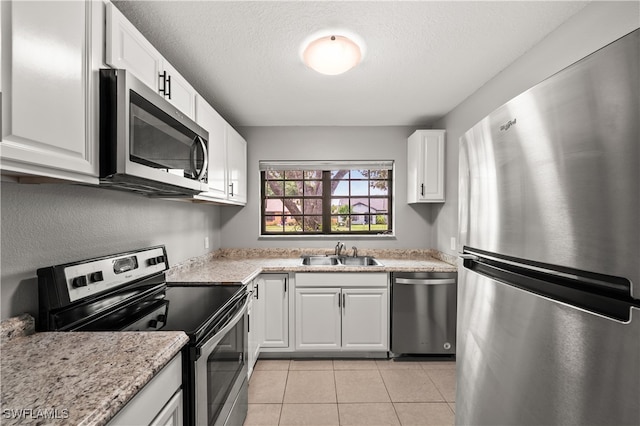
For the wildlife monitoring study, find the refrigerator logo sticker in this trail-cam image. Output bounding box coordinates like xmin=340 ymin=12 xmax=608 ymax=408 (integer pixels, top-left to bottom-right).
xmin=500 ymin=118 xmax=517 ymax=131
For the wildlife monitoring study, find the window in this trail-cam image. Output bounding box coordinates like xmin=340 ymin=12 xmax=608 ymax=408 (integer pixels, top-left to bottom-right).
xmin=260 ymin=161 xmax=393 ymax=235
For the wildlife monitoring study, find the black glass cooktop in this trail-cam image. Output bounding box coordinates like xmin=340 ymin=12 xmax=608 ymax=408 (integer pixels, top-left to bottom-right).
xmin=163 ymin=283 xmax=245 ymax=342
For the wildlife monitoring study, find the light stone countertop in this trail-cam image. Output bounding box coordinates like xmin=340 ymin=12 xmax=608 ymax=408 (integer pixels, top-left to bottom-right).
xmin=166 ymin=248 xmax=457 ymax=284
xmin=1 ymin=315 xmax=188 ymax=426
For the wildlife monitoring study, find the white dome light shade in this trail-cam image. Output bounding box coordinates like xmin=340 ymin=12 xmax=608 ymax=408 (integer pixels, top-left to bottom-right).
xmin=302 ymin=35 xmax=362 ymax=75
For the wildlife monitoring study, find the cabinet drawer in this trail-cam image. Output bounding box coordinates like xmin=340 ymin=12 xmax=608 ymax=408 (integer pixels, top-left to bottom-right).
xmin=295 ymin=273 xmax=387 ymax=288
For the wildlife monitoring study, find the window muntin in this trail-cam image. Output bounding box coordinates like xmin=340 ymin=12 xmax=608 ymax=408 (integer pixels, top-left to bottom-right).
xmin=261 ymin=162 xmax=392 ymax=235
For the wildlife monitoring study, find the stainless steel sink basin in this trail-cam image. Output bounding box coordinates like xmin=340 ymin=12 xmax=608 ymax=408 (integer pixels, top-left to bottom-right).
xmin=299 ymin=255 xmax=383 ymax=267
xmin=301 ymin=256 xmax=340 ymax=266
xmin=338 ymin=256 xmax=384 ymax=266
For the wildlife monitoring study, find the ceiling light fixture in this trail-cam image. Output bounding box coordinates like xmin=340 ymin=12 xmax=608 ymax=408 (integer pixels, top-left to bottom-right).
xmin=302 ymin=33 xmax=363 ymax=76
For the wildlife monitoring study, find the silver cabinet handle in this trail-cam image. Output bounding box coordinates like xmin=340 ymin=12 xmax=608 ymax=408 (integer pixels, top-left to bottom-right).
xmin=229 ymin=182 xmax=234 ymax=197
xmin=395 ymin=278 xmax=456 ymax=285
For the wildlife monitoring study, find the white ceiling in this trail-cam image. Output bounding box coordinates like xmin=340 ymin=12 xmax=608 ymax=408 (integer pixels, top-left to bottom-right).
xmin=112 ymin=1 xmax=590 ymax=127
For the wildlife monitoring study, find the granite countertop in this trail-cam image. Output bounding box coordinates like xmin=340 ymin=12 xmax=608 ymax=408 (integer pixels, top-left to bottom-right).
xmin=1 ymin=315 xmax=188 ymax=426
xmin=166 ymin=248 xmax=457 ymax=284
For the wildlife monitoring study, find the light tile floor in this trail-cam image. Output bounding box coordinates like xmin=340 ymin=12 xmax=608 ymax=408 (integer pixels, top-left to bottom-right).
xmin=244 ymin=359 xmax=456 ymax=426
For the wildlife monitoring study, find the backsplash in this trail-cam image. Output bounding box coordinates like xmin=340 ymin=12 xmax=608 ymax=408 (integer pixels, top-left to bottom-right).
xmin=166 ymin=247 xmax=457 ymax=280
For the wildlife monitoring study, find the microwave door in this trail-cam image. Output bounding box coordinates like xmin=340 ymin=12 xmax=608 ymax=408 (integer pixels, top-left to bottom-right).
xmin=126 ymin=90 xmax=207 ymax=190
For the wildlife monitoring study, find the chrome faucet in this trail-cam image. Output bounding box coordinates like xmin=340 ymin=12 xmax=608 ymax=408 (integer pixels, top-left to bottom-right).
xmin=352 ymin=246 xmax=358 ymax=257
xmin=335 ymin=241 xmax=345 ymax=256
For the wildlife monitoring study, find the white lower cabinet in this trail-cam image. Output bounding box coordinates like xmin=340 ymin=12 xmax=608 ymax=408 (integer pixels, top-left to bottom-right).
xmin=108 ymin=353 xmax=183 ymax=426
xmin=294 ymin=273 xmax=389 ymax=352
xmin=341 ymin=288 xmax=389 ymax=350
xmin=247 ymin=280 xmax=263 ymax=378
xmin=295 ymin=288 xmax=342 ymax=350
xmin=257 ymin=274 xmax=289 ymax=349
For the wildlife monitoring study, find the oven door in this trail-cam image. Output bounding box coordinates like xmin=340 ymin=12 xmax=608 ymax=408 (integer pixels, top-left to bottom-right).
xmin=194 ymin=296 xmax=249 ymax=426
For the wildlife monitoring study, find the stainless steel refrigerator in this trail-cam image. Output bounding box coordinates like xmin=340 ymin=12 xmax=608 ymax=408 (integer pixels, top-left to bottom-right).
xmin=457 ymin=29 xmax=639 ymax=426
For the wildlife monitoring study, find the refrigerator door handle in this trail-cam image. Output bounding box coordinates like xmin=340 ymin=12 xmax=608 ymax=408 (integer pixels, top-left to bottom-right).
xmin=464 ymin=248 xmax=631 ymax=295
xmin=459 ymin=254 xmax=479 ymax=261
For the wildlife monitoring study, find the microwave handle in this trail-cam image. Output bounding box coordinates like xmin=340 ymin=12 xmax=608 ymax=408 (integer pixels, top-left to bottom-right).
xmin=190 ymin=136 xmax=208 ymax=181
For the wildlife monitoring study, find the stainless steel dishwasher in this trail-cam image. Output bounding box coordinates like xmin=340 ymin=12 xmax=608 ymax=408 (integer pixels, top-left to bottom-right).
xmin=391 ymin=272 xmax=457 ymax=355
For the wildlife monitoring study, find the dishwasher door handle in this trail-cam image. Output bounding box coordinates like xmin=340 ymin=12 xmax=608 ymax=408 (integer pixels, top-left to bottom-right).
xmin=394 ymin=278 xmax=456 ymax=285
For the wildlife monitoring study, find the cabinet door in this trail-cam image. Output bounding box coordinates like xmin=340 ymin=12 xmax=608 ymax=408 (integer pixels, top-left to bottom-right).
xmin=105 ymin=2 xmax=162 ymax=92
xmin=226 ymin=125 xmax=247 ymax=204
xmin=247 ymin=297 xmax=256 ymax=378
xmin=260 ymin=274 xmax=288 ymax=348
xmin=194 ymin=96 xmax=228 ymax=199
xmin=149 ymin=390 xmax=183 ymax=426
xmin=342 ymin=288 xmax=388 ymax=351
xmin=295 ymin=288 xmax=341 ymax=350
xmin=407 ymin=130 xmax=445 ymax=203
xmin=248 ymin=282 xmax=263 ymax=377
xmin=1 ymin=0 xmax=98 ymax=183
xmin=161 ymin=60 xmax=196 ymax=120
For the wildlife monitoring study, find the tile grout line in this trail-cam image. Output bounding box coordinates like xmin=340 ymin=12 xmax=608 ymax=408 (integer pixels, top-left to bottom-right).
xmin=332 ymin=360 xmax=340 ymax=425
xmin=423 ymin=364 xmax=456 ymax=408
xmin=378 ymin=362 xmax=404 ymax=425
xmin=276 ymin=362 xmax=289 ymax=426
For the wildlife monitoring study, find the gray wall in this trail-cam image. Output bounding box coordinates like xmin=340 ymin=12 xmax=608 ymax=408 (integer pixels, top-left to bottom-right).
xmin=432 ymin=1 xmax=640 ymax=257
xmin=0 ymin=182 xmax=221 ymax=320
xmin=221 ymin=126 xmax=439 ymax=249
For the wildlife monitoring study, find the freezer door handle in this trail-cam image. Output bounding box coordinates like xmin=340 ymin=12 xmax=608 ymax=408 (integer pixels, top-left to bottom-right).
xmin=395 ymin=278 xmax=456 ymax=285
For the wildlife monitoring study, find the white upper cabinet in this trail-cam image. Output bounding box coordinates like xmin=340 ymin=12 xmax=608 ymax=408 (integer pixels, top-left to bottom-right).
xmin=194 ymin=96 xmax=248 ymax=206
xmin=105 ymin=2 xmax=196 ymax=119
xmin=160 ymin=60 xmax=196 ymax=119
xmin=226 ymin=125 xmax=247 ymax=205
xmin=105 ymin=2 xmax=161 ymax=91
xmin=407 ymin=130 xmax=446 ymax=203
xmin=0 ymin=0 xmax=100 ymax=183
xmin=195 ymin=97 xmax=227 ymax=199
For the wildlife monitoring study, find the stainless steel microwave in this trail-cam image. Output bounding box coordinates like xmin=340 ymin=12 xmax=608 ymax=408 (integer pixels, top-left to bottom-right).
xmin=99 ymin=69 xmax=208 ymax=197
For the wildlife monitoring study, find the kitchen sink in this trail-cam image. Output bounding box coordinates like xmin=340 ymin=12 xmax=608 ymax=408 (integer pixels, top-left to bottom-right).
xmin=299 ymin=255 xmax=383 ymax=267
xmin=337 ymin=256 xmax=383 ymax=266
xmin=301 ymin=256 xmax=341 ymax=266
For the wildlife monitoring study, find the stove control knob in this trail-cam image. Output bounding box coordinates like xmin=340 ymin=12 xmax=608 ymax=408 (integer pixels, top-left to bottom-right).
xmin=148 ymin=257 xmax=158 ymax=266
xmin=148 ymin=319 xmax=159 ymax=329
xmin=157 ymin=314 xmax=167 ymax=323
xmin=156 ymin=255 xmax=166 ymax=264
xmin=72 ymin=275 xmax=88 ymax=288
xmin=89 ymin=271 xmax=104 ymax=283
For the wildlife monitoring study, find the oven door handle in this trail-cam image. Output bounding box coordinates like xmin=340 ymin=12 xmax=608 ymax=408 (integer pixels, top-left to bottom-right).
xmin=195 ymin=293 xmax=249 ymax=356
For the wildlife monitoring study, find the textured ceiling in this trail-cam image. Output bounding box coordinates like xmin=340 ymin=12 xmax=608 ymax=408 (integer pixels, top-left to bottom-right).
xmin=111 ymin=1 xmax=589 ymax=127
